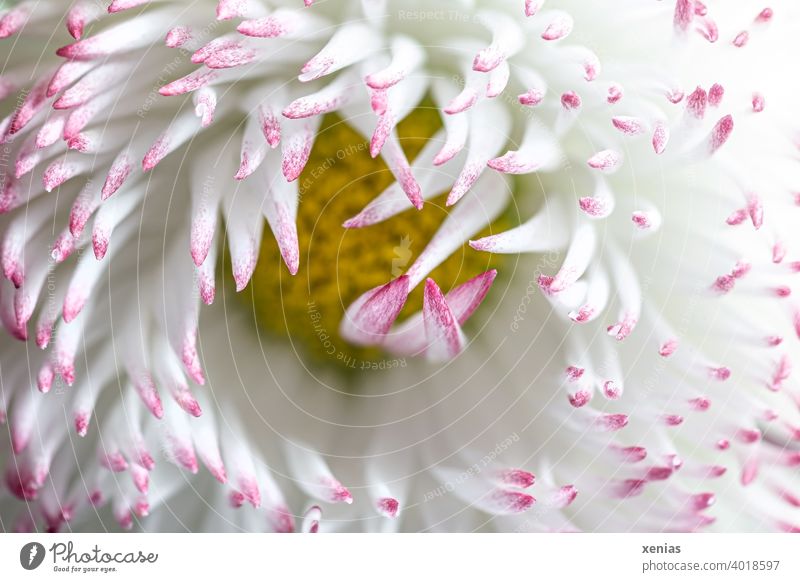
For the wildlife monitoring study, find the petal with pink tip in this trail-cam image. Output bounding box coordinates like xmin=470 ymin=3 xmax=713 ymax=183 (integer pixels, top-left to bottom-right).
xmin=340 ymin=276 xmax=410 ymax=346
xmin=422 ymin=279 xmax=467 ymax=361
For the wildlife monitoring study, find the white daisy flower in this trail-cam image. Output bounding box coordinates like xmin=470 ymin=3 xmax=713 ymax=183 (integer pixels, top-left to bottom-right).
xmin=1 ymin=0 xmax=798 ymax=533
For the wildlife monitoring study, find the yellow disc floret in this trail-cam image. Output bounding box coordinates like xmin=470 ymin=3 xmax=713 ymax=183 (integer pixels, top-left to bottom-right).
xmin=244 ymin=105 xmax=508 ymax=372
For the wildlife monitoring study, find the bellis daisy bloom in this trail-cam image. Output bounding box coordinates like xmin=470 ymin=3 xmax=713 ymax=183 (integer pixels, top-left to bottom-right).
xmin=1 ymin=0 xmax=799 ymax=534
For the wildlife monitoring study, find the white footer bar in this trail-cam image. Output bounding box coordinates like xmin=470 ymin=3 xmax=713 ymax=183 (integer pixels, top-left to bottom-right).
xmin=1 ymin=533 xmax=797 ymax=581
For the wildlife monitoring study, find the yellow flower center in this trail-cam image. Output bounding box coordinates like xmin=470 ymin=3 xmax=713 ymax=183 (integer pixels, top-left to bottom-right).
xmin=245 ymin=105 xmax=508 ymax=371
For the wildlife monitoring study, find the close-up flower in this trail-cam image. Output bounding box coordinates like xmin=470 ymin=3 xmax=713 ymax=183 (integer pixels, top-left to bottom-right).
xmin=1 ymin=0 xmax=799 ymax=534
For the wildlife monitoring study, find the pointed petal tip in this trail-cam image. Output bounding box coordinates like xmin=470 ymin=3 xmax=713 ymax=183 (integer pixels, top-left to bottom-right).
xmin=74 ymin=413 xmax=90 ymax=437
xmin=176 ymin=392 xmax=203 ymax=417
xmin=340 ymin=275 xmax=410 ymax=346
xmin=377 ymin=497 xmax=399 ymax=518
xmin=468 ymin=238 xmax=488 ymax=252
